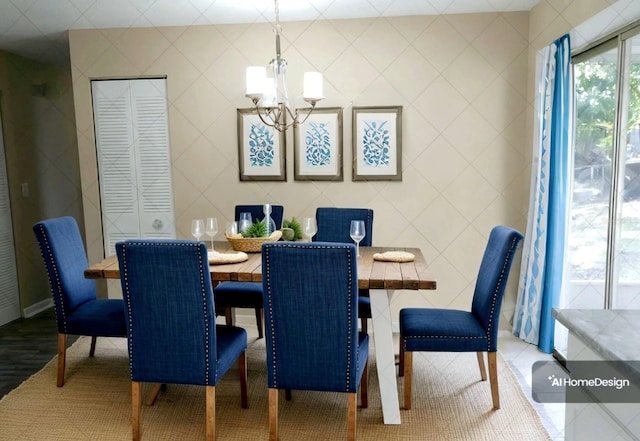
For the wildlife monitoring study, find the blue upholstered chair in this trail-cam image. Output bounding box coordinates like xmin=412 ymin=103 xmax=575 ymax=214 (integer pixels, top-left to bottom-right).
xmin=262 ymin=242 xmax=369 ymax=441
xmin=116 ymin=239 xmax=248 ymax=441
xmin=314 ymin=207 xmax=374 ymax=333
xmin=33 ymin=216 xmax=126 ymax=387
xmin=214 ymin=204 xmax=284 ymax=338
xmin=399 ymin=225 xmax=523 ymax=410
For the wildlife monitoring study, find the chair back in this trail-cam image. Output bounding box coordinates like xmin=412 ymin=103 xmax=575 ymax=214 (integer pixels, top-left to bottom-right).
xmin=235 ymin=204 xmax=284 ymax=229
xmin=33 ymin=217 xmax=96 ymax=331
xmin=314 ymin=207 xmax=373 ymax=246
xmin=470 ymin=226 xmax=524 ymax=351
xmin=116 ymin=239 xmax=218 ymax=386
xmin=262 ymin=242 xmax=363 ymax=393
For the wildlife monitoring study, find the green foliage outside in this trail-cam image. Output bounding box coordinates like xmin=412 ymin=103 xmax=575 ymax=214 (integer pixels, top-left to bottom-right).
xmin=574 ymin=61 xmax=640 ymax=162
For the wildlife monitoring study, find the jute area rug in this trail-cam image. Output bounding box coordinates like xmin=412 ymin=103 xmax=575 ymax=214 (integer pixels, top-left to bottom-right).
xmin=0 ymin=332 xmax=551 ymax=440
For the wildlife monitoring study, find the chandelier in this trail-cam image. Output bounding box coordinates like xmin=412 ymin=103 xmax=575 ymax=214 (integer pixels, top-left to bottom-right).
xmin=245 ymin=0 xmax=324 ymax=132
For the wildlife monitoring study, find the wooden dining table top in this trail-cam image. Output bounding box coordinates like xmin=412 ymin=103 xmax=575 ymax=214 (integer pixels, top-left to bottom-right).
xmin=84 ymin=241 xmax=437 ymax=291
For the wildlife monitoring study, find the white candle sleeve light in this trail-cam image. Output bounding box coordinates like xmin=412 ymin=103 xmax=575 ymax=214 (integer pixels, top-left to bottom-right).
xmin=303 ymin=72 xmax=323 ymax=101
xmin=246 ymin=66 xmax=266 ymax=98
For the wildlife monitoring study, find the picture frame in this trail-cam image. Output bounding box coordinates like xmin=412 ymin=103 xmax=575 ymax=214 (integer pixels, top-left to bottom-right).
xmin=237 ymin=107 xmax=286 ymax=181
xmin=294 ymin=107 xmax=343 ymax=181
xmin=352 ymin=106 xmax=403 ymax=181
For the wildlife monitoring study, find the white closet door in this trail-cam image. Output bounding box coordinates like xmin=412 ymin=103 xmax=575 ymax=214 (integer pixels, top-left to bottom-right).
xmin=130 ymin=79 xmax=175 ymax=240
xmin=92 ymin=79 xmax=175 ymax=256
xmin=0 ymin=113 xmax=20 ymax=325
xmin=93 ymin=80 xmax=140 ymax=255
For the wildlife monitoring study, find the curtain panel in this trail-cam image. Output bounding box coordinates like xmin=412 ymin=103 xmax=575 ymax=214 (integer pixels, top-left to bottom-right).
xmin=513 ymin=34 xmax=572 ymax=353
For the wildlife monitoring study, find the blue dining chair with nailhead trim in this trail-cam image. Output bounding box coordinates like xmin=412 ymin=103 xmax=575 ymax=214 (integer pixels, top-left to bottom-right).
xmin=314 ymin=207 xmax=374 ymax=333
xmin=399 ymin=225 xmax=523 ymax=411
xmin=261 ymin=241 xmax=369 ymax=441
xmin=116 ymin=239 xmax=248 ymax=441
xmin=33 ymin=216 xmax=127 ymax=387
xmin=214 ymin=204 xmax=284 ymax=338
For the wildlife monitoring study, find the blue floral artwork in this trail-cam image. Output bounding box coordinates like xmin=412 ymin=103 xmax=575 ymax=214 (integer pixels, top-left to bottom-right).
xmin=304 ymin=121 xmax=331 ymax=166
xmin=248 ymin=123 xmax=275 ymax=167
xmin=361 ymin=120 xmax=391 ymax=167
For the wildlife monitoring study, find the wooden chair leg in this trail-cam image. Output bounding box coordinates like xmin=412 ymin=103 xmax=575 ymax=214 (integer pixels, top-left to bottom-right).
xmin=146 ymin=383 xmax=163 ymax=406
xmin=360 ymin=317 xmax=367 ymax=334
xmin=132 ymin=381 xmax=142 ymax=441
xmin=488 ymin=352 xmax=500 ymax=409
xmin=239 ymin=351 xmax=248 ymax=408
xmin=57 ymin=334 xmax=66 ymax=387
xmin=398 ymin=343 xmax=404 ymax=377
xmin=89 ymin=336 xmax=97 ymax=357
xmin=360 ymin=361 xmax=368 ymax=408
xmin=225 ymin=308 xmax=233 ymax=326
xmin=206 ymin=386 xmax=215 ymax=441
xmin=477 ymin=352 xmax=487 ymax=381
xmin=347 ymin=392 xmax=357 ymax=441
xmin=403 ymin=351 xmax=413 ymax=410
xmin=269 ymin=388 xmax=278 ymax=441
xmin=255 ymin=308 xmax=264 ymax=339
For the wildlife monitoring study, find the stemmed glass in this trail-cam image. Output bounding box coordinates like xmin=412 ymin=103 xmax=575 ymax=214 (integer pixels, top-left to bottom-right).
xmin=191 ymin=219 xmax=204 ymax=242
xmin=302 ymin=217 xmax=317 ymax=242
xmin=350 ymin=220 xmax=366 ymax=257
xmin=205 ymin=217 xmax=218 ymax=250
xmin=238 ymin=212 xmax=252 ymax=233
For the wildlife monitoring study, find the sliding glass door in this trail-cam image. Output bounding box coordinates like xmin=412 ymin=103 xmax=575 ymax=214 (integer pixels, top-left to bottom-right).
xmin=559 ymin=26 xmax=640 ymax=354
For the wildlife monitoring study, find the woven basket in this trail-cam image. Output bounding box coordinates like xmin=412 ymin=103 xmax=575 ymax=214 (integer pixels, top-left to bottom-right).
xmin=225 ymin=230 xmax=282 ymax=253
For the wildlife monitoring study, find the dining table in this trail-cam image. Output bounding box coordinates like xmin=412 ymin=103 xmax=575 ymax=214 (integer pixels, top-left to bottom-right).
xmin=85 ymin=241 xmax=436 ymax=425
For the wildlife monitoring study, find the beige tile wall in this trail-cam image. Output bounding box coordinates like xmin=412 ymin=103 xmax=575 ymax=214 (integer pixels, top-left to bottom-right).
xmin=70 ymin=13 xmax=530 ymax=326
xmin=68 ymin=0 xmax=635 ymax=328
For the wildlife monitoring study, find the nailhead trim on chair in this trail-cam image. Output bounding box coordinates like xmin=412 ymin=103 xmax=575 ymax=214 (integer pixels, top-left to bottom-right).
xmin=485 ymin=235 xmax=521 ymax=351
xmin=34 ymin=223 xmax=67 ymax=333
xmin=119 ymin=240 xmax=213 ymax=382
xmin=263 ymin=242 xmax=356 ymax=391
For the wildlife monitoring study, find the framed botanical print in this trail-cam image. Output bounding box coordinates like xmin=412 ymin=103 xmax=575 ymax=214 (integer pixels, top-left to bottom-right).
xmin=237 ymin=108 xmax=286 ymax=181
xmin=294 ymin=107 xmax=343 ymax=181
xmin=352 ymin=106 xmax=402 ymax=181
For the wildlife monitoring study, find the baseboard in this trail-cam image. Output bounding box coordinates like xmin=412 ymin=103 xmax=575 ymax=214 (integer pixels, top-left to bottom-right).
xmin=23 ymin=298 xmax=53 ymax=318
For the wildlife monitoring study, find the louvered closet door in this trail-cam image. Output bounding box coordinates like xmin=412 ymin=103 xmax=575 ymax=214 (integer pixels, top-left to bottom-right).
xmin=0 ymin=113 xmax=20 ymax=325
xmin=130 ymin=80 xmax=175 ymax=240
xmin=92 ymin=79 xmax=175 ymax=256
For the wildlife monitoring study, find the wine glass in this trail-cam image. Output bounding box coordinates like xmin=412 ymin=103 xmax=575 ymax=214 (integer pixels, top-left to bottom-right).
xmin=302 ymin=217 xmax=317 ymax=242
xmin=239 ymin=212 xmax=252 ymax=233
xmin=350 ymin=220 xmax=366 ymax=257
xmin=205 ymin=217 xmax=218 ymax=250
xmin=191 ymin=219 xmax=204 ymax=242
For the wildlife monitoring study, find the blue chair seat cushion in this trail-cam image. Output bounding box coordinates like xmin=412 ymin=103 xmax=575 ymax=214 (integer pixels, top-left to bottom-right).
xmin=215 ymin=325 xmax=248 ymax=381
xmin=400 ymin=308 xmax=490 ymax=353
xmin=65 ymin=299 xmax=126 ymax=337
xmin=214 ymin=282 xmax=263 ymax=309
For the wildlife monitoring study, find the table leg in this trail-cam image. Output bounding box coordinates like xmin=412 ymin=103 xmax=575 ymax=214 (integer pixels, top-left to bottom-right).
xmin=369 ymin=288 xmax=401 ymax=425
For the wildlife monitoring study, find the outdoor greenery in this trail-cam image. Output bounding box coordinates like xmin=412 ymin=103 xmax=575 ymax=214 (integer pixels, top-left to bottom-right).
xmin=574 ymin=61 xmax=640 ymax=161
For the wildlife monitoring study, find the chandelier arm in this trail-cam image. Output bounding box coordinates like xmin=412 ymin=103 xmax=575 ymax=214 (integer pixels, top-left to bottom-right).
xmin=292 ymin=103 xmax=317 ymax=127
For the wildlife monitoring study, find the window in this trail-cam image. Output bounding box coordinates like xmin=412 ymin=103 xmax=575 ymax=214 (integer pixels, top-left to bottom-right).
xmin=560 ymin=24 xmax=640 ymax=352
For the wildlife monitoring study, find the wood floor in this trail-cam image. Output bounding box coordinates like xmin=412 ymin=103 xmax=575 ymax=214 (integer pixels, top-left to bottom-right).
xmin=0 ymin=309 xmax=77 ymax=398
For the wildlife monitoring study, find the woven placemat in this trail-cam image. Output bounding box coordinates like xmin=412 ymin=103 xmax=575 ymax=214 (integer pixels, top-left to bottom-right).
xmin=373 ymin=251 xmax=415 ymax=262
xmin=208 ymin=250 xmax=248 ymax=264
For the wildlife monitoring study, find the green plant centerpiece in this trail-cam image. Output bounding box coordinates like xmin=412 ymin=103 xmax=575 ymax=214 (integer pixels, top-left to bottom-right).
xmin=281 ymin=218 xmax=303 ymax=241
xmin=241 ymin=220 xmax=267 ymax=238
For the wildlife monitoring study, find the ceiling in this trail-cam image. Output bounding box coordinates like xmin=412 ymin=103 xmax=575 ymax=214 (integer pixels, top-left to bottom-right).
xmin=0 ymin=0 xmax=540 ymax=64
